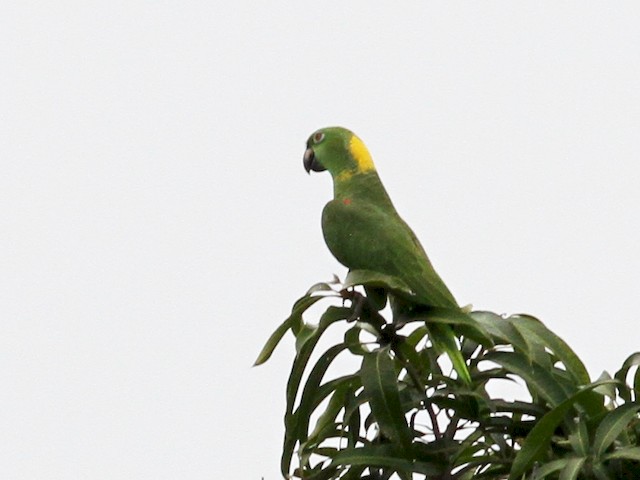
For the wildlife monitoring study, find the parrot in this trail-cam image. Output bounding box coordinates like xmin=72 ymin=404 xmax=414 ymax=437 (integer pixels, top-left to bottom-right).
xmin=303 ymin=126 xmax=471 ymax=384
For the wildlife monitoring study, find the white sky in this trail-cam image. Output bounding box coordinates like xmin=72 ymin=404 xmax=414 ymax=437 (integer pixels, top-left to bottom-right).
xmin=2 ymin=2 xmax=640 ymax=478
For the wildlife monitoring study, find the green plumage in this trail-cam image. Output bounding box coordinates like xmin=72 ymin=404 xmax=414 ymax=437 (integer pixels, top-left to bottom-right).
xmin=304 ymin=126 xmax=471 ymax=384
xmin=304 ymin=126 xmax=457 ymax=309
xmin=322 ymin=171 xmax=457 ymax=309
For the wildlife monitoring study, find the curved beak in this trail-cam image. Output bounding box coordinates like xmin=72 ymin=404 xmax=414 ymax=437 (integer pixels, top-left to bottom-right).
xmin=303 ymin=147 xmax=326 ymax=173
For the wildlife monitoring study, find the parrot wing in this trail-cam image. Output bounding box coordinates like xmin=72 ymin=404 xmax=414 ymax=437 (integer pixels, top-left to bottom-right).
xmin=322 ymin=197 xmax=471 ymax=385
xmin=321 ymin=198 xmax=457 ymax=309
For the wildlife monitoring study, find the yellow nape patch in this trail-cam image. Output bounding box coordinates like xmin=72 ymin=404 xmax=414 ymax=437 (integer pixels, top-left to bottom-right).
xmin=349 ymin=134 xmax=375 ymax=173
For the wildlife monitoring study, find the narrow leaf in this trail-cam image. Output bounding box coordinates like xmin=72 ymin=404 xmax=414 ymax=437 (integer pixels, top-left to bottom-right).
xmin=592 ymin=402 xmax=640 ymax=458
xmin=413 ymin=307 xmax=493 ymax=347
xmin=568 ymin=415 xmax=589 ymax=457
xmin=305 ymin=385 xmax=350 ymax=448
xmin=427 ymin=322 xmax=472 ymax=385
xmin=591 ymin=463 xmax=614 ymax=480
xmin=559 ymin=457 xmax=586 ymax=480
xmin=295 ymin=323 xmax=318 ymax=354
xmin=306 ymin=281 xmax=337 ymax=294
xmin=470 ymin=311 xmax=527 ymax=351
xmin=330 ymin=445 xmax=443 ymax=475
xmin=344 ymin=326 xmax=368 ymax=356
xmin=290 ymin=294 xmax=330 ymax=335
xmin=524 ymin=458 xmax=566 ymax=478
xmin=513 ymin=314 xmax=591 ymax=386
xmin=509 ymin=379 xmax=618 ymax=479
xmin=360 ymin=347 xmax=414 ymax=453
xmin=255 ymin=293 xmax=327 ymax=365
xmin=510 ymin=317 xmax=552 ymax=370
xmin=485 ymin=351 xmax=568 ymax=407
xmin=254 ymin=314 xmax=294 ymax=366
xmin=614 ymin=352 xmax=640 ymax=401
xmin=344 ymin=269 xmax=414 ymax=297
xmin=304 ymin=465 xmax=340 ymax=480
xmin=344 ymin=387 xmax=362 ymax=449
xmin=281 ymin=306 xmax=352 ymax=476
xmin=291 ymin=344 xmax=350 ymax=448
xmin=615 ymin=352 xmax=640 ymax=379
xmin=603 ymin=446 xmax=640 ymax=461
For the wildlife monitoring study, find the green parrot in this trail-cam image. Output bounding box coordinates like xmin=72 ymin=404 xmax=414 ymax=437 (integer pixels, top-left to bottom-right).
xmin=303 ymin=126 xmax=471 ymax=384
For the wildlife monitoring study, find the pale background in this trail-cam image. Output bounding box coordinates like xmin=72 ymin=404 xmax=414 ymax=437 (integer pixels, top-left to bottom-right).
xmin=2 ymin=2 xmax=639 ymax=478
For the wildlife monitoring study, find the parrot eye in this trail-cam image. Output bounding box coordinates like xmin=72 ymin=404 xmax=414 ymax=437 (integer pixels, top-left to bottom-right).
xmin=313 ymin=132 xmax=325 ymax=143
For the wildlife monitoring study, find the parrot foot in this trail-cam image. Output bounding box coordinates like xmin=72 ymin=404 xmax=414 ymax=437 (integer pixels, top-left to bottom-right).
xmin=341 ymin=288 xmax=366 ymax=322
xmin=341 ymin=288 xmax=386 ymax=329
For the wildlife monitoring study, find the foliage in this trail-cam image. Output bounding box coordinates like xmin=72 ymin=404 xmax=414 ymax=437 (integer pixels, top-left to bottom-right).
xmin=256 ymin=271 xmax=640 ymax=479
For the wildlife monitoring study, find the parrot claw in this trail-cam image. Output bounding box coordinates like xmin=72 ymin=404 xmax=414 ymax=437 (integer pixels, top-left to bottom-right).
xmin=340 ymin=288 xmax=386 ymax=328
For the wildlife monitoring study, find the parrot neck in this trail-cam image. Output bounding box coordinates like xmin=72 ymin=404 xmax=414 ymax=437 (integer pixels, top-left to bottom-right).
xmin=333 ymin=171 xmax=395 ymax=208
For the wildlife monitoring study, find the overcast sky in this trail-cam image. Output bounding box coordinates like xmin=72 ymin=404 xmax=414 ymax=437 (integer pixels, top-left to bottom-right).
xmin=2 ymin=2 xmax=640 ymax=479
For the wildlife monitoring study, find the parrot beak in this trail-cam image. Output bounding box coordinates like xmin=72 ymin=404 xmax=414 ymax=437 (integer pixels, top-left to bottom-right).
xmin=303 ymin=147 xmax=326 ymax=173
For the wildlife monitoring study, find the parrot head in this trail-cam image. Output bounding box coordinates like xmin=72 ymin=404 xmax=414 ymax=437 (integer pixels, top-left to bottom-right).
xmin=303 ymin=127 xmax=375 ymax=180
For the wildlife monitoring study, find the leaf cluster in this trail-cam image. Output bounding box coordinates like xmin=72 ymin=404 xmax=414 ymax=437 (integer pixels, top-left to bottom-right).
xmin=256 ymin=271 xmax=640 ymax=479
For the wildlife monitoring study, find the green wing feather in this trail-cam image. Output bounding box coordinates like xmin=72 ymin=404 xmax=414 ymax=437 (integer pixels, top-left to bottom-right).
xmin=321 ymin=175 xmax=471 ymax=384
xmin=322 ymin=195 xmax=457 ymax=309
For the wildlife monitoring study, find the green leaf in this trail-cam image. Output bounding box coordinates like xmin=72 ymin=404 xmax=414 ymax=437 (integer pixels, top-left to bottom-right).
xmin=426 ymin=322 xmax=472 ymax=385
xmin=524 ymin=458 xmax=566 ymax=478
xmin=509 ymin=379 xmax=618 ymax=479
xmin=286 ymin=306 xmax=352 ymax=419
xmin=406 ymin=325 xmax=428 ymax=348
xmin=344 ymin=325 xmax=368 ymax=356
xmin=491 ymin=399 xmax=547 ymax=418
xmin=593 ymin=371 xmax=619 ymax=399
xmin=281 ymin=306 xmax=352 ymax=476
xmin=485 ymin=351 xmax=568 ymax=407
xmin=360 ymin=347 xmax=414 ymax=453
xmin=592 ymin=402 xmax=640 ymax=458
xmin=614 ymin=352 xmax=640 ymax=401
xmin=290 ymin=344 xmax=351 ymax=449
xmin=295 ymin=323 xmax=319 ymax=354
xmin=512 ymin=314 xmax=591 ymax=387
xmin=254 ymin=314 xmax=294 ymax=366
xmin=412 ymin=307 xmax=493 ymax=347
xmin=305 ymin=281 xmax=337 ymax=295
xmin=254 ymin=293 xmax=328 ymax=365
xmin=429 ymin=391 xmax=484 ymax=420
xmin=344 ymin=387 xmax=362 ymax=449
xmin=395 ymin=336 xmax=428 ymax=384
xmin=559 ymin=457 xmax=586 ymax=480
xmin=313 ymin=375 xmax=361 ymax=414
xmin=303 ymin=465 xmax=340 ymax=480
xmin=290 ymin=294 xmax=332 ymax=336
xmin=510 ymin=316 xmax=552 ymax=370
xmin=615 ymin=352 xmax=640 ymax=380
xmin=591 ymin=463 xmax=614 ymax=480
xmin=329 ymin=445 xmax=443 ymax=475
xmin=470 ymin=311 xmax=527 ymax=351
xmin=603 ymin=446 xmax=640 ymax=461
xmin=344 ymin=269 xmax=414 ymax=297
xmin=568 ymin=415 xmax=589 ymax=457
xmin=364 ymin=285 xmax=388 ymax=311
xmin=334 ymin=465 xmax=366 ymax=480
xmin=305 ymin=385 xmax=350 ymax=449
